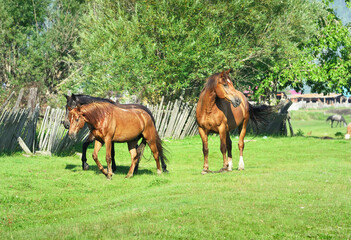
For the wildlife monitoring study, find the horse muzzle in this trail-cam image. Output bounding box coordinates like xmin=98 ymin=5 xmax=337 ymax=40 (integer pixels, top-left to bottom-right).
xmin=63 ymin=120 xmax=70 ymax=129
xmin=68 ymin=131 xmax=77 ymax=140
xmin=230 ymin=96 xmax=241 ymax=108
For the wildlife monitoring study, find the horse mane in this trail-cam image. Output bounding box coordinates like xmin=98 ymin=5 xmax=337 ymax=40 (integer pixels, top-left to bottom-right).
xmin=73 ymin=94 xmax=115 ymax=105
xmin=70 ymin=94 xmax=156 ymax=124
xmin=80 ymin=102 xmax=115 ymax=127
xmin=202 ymin=71 xmax=230 ymax=92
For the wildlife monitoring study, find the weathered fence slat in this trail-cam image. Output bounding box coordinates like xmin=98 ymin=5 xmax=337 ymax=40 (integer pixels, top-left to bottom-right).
xmin=147 ymin=99 xmax=198 ymax=139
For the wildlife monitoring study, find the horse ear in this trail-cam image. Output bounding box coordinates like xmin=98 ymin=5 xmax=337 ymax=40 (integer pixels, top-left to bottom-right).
xmin=220 ymin=71 xmax=225 ymax=79
xmin=64 ymin=94 xmax=69 ymax=100
xmin=71 ymin=93 xmax=76 ymax=101
xmin=226 ymin=69 xmax=232 ymax=74
xmin=76 ymin=104 xmax=81 ymax=111
xmin=67 ymin=106 xmax=72 ymax=111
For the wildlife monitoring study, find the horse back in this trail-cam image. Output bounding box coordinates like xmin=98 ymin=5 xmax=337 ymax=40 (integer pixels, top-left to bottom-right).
xmin=109 ymin=107 xmax=154 ymax=142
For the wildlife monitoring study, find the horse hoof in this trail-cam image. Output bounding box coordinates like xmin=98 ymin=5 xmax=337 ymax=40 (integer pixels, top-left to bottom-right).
xmin=157 ymin=169 xmax=162 ymax=175
xmin=201 ymin=170 xmax=209 ymax=175
xmin=238 ymin=168 xmax=245 ymax=171
xmin=125 ymin=174 xmax=133 ymax=179
xmin=106 ymin=175 xmax=112 ymax=180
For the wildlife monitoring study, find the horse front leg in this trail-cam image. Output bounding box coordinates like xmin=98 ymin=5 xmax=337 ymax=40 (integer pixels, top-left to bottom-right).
xmin=92 ymin=140 xmax=108 ymax=177
xmin=81 ymin=133 xmax=95 ymax=170
xmin=105 ymin=139 xmax=113 ymax=179
xmin=218 ymin=126 xmax=229 ymax=172
xmin=199 ymin=127 xmax=210 ymax=174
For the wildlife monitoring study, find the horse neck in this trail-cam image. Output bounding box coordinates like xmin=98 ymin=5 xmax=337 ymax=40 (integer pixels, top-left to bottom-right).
xmin=199 ymin=88 xmax=217 ymax=114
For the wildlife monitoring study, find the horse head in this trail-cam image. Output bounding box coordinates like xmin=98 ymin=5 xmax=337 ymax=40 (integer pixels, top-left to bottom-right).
xmin=63 ymin=94 xmax=78 ymax=129
xmin=67 ymin=105 xmax=86 ymax=140
xmin=214 ymin=69 xmax=241 ymax=107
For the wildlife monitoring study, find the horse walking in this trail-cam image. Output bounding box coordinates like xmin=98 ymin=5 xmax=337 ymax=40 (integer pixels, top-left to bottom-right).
xmin=64 ymin=94 xmax=154 ymax=172
xmin=326 ymin=114 xmax=347 ymax=128
xmin=196 ymin=70 xmax=274 ymax=174
xmin=67 ymin=102 xmax=168 ymax=179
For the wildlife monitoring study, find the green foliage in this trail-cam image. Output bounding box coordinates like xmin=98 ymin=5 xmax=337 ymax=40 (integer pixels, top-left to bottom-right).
xmin=295 ymin=129 xmax=305 ymax=136
xmin=65 ymin=0 xmax=330 ymax=103
xmin=1 ymin=0 xmax=351 ymax=105
xmin=0 ymin=0 xmax=84 ymax=104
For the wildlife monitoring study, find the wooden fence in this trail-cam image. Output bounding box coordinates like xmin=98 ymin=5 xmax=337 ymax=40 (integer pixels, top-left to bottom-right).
xmin=0 ymin=90 xmax=199 ymax=155
xmin=147 ymin=97 xmax=198 ymax=139
xmin=37 ymin=107 xmax=89 ymax=155
xmin=0 ymin=102 xmax=39 ymax=153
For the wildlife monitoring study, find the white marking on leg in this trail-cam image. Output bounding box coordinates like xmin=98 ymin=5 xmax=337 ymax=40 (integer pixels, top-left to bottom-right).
xmin=157 ymin=169 xmax=162 ymax=175
xmin=228 ymin=157 xmax=233 ymax=171
xmin=345 ymin=134 xmax=350 ymax=140
xmin=238 ymin=156 xmax=244 ymax=170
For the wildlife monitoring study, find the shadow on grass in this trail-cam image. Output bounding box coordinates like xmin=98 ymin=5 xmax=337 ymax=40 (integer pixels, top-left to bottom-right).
xmin=65 ymin=164 xmax=153 ymax=176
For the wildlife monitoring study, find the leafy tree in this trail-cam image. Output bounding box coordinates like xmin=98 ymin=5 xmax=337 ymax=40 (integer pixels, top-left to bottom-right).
xmin=66 ymin=0 xmax=329 ymax=103
xmin=0 ymin=0 xmax=84 ymax=104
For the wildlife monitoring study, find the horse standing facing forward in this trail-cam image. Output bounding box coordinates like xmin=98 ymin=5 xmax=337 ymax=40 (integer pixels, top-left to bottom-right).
xmin=67 ymin=102 xmax=168 ymax=179
xmin=196 ymin=70 xmax=275 ymax=174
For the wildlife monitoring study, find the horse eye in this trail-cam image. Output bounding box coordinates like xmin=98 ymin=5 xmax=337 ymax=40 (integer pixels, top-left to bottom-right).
xmin=75 ymin=118 xmax=79 ymax=122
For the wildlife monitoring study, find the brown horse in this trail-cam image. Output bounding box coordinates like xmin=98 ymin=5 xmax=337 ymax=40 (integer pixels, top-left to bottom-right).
xmin=196 ymin=70 xmax=274 ymax=174
xmin=67 ymin=102 xmax=168 ymax=179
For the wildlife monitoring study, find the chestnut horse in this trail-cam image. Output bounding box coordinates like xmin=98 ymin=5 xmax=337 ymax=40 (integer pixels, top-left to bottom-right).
xmin=63 ymin=94 xmax=154 ymax=172
xmin=196 ymin=70 xmax=274 ymax=174
xmin=67 ymin=102 xmax=168 ymax=179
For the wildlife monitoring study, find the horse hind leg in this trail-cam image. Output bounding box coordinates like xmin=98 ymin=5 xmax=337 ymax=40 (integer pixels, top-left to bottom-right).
xmin=133 ymin=138 xmax=146 ymax=174
xmin=126 ymin=140 xmax=139 ymax=178
xmin=111 ymin=143 xmax=117 ymax=172
xmin=226 ymin=132 xmax=233 ymax=171
xmin=147 ymin=140 xmax=162 ymax=175
xmin=238 ymin=121 xmax=248 ymax=171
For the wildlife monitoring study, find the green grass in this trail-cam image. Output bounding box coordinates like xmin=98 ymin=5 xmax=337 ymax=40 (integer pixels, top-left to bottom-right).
xmin=290 ymin=109 xmax=351 ymax=137
xmin=1 ymin=110 xmax=351 ymax=239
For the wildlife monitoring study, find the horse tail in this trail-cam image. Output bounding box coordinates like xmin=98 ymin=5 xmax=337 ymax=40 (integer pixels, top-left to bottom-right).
xmin=248 ymin=102 xmax=276 ymax=134
xmin=155 ymin=131 xmax=169 ymax=173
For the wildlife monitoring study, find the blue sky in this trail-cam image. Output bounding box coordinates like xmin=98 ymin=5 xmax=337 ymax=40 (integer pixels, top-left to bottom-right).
xmin=333 ymin=0 xmax=351 ymax=24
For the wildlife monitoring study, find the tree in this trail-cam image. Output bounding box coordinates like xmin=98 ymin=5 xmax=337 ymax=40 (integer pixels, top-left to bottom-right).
xmin=0 ymin=0 xmax=84 ymax=105
xmin=65 ymin=0 xmax=329 ymax=103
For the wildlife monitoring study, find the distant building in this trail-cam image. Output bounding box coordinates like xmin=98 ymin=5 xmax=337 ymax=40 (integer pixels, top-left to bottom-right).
xmin=289 ymin=93 xmax=348 ymax=104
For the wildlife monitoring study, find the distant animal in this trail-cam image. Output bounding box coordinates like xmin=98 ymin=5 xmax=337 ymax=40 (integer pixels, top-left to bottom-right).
xmin=326 ymin=114 xmax=347 ymax=128
xmin=67 ymin=102 xmax=168 ymax=179
xmin=196 ymin=69 xmax=275 ymax=174
xmin=64 ymin=94 xmax=155 ymax=173
xmin=345 ymin=123 xmax=351 ymax=140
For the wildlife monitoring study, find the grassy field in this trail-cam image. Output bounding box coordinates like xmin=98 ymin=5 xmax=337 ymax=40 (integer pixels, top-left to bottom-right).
xmin=1 ymin=109 xmax=351 ymax=239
